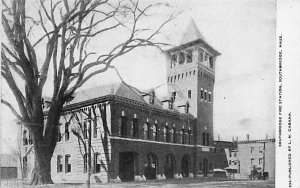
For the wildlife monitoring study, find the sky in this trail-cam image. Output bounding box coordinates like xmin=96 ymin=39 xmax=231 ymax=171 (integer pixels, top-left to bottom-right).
xmin=0 ymin=0 xmax=276 ymax=153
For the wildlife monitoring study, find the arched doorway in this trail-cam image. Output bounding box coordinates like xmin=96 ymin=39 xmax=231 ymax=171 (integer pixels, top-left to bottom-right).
xmin=181 ymin=155 xmax=191 ymax=177
xmin=144 ymin=153 xmax=158 ymax=180
xmin=119 ymin=152 xmax=137 ymax=182
xmin=164 ymin=154 xmax=175 ymax=179
xmin=203 ymin=158 xmax=208 ymax=177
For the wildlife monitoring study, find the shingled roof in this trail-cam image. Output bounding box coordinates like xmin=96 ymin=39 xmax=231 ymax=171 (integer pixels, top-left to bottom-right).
xmin=180 ymin=18 xmax=205 ymax=44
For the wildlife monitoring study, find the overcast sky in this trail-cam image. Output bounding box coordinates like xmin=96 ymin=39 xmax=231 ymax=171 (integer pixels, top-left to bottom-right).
xmin=1 ymin=0 xmax=276 ymax=153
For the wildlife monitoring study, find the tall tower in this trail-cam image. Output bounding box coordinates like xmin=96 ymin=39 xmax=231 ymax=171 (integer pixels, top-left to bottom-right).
xmin=165 ymin=19 xmax=221 ymax=146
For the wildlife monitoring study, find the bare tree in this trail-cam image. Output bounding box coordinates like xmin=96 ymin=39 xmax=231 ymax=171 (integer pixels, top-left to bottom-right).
xmin=1 ymin=0 xmax=175 ymax=185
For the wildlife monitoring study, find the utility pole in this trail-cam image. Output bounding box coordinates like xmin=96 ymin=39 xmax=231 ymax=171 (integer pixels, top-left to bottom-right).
xmin=262 ymin=142 xmax=266 ymax=174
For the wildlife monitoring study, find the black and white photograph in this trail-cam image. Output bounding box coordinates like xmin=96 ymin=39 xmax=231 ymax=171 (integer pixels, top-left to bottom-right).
xmin=1 ymin=0 xmax=299 ymax=187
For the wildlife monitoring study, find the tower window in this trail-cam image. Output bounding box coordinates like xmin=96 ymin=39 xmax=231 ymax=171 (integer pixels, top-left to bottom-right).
xmin=132 ymin=118 xmax=138 ymax=138
xmin=200 ymin=89 xmax=204 ymax=99
xmin=174 ymin=75 xmax=177 ymax=82
xmin=178 ymin=52 xmax=185 ymax=64
xmin=186 ymin=50 xmax=193 ymax=63
xmin=182 ymin=73 xmax=184 ymax=78
xmin=204 ymin=91 xmax=207 ymax=100
xmin=163 ymin=126 xmax=167 ymax=142
xmin=172 ymin=92 xmax=176 ymax=101
xmin=209 ymin=56 xmax=214 ymax=68
xmin=208 ymin=93 xmax=211 ymax=102
xmin=188 ymin=90 xmax=191 ymax=99
xmin=153 ymin=124 xmax=158 ymax=141
xmin=199 ymin=49 xmax=204 ymax=62
xmin=193 ymin=70 xmax=196 ymax=75
xmin=120 ymin=116 xmax=127 ymax=137
xmin=170 ymin=76 xmax=173 ymax=83
xmin=205 ymin=53 xmax=208 ymax=61
xmin=171 ymin=54 xmax=177 ymax=68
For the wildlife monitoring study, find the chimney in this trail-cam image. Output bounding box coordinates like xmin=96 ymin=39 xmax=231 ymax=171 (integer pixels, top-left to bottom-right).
xmin=246 ymin=134 xmax=250 ymax=141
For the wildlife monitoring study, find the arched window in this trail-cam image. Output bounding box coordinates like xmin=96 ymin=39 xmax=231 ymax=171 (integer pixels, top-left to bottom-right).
xmin=83 ymin=154 xmax=87 ymax=173
xmin=203 ymin=132 xmax=206 ymax=145
xmin=181 ymin=129 xmax=185 ymax=144
xmin=65 ymin=155 xmax=71 ymax=173
xmin=206 ymin=133 xmax=210 ymax=146
xmin=178 ymin=52 xmax=185 ymax=64
xmin=153 ymin=124 xmax=158 ymax=141
xmin=171 ymin=128 xmax=176 ymax=143
xmin=120 ymin=116 xmax=127 ymax=137
xmin=143 ymin=123 xmax=148 ymax=140
xmin=188 ymin=130 xmax=192 ymax=144
xmin=186 ymin=50 xmax=193 ymax=63
xmin=179 ymin=130 xmax=183 ymax=144
xmin=94 ymin=153 xmax=101 ymax=173
xmin=132 ymin=118 xmax=138 ymax=138
xmin=57 ymin=155 xmax=63 ymax=173
xmin=163 ymin=127 xmax=167 ymax=142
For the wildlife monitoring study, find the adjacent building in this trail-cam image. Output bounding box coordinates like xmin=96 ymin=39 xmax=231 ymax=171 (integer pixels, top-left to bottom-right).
xmin=21 ymin=19 xmax=226 ymax=183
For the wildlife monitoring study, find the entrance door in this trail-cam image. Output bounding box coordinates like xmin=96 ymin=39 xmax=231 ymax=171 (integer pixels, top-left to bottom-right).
xmin=164 ymin=154 xmax=175 ymax=179
xmin=181 ymin=155 xmax=190 ymax=177
xmin=203 ymin=159 xmax=208 ymax=177
xmin=144 ymin=153 xmax=158 ymax=180
xmin=119 ymin=152 xmax=135 ymax=181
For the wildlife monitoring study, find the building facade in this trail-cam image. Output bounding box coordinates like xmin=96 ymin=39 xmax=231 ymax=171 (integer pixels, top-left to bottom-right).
xmin=21 ymin=19 xmax=225 ymax=183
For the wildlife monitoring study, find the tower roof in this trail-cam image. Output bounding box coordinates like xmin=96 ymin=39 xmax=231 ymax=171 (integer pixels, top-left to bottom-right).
xmin=180 ymin=18 xmax=205 ymax=44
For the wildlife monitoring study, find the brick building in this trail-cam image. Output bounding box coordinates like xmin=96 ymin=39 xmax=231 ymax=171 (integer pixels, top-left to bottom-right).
xmin=21 ymin=19 xmax=225 ymax=183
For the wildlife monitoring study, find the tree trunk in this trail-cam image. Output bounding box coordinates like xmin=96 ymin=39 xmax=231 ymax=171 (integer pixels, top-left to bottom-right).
xmin=29 ymin=103 xmax=62 ymax=185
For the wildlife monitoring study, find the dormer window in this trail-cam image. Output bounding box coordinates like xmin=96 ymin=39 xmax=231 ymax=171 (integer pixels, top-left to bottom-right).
xmin=149 ymin=90 xmax=155 ymax=104
xmin=178 ymin=52 xmax=185 ymax=64
xmin=186 ymin=50 xmax=193 ymax=63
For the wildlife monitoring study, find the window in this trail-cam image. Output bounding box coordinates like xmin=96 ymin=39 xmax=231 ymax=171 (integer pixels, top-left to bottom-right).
xmin=181 ymin=129 xmax=185 ymax=144
xmin=170 ymin=76 xmax=173 ymax=83
xmin=171 ymin=128 xmax=176 ymax=143
xmin=250 ymin=147 xmax=254 ymax=153
xmin=209 ymin=56 xmax=214 ymax=68
xmin=200 ymin=89 xmax=204 ymax=99
xmin=198 ymin=49 xmax=204 ymax=62
xmin=234 ymin=152 xmax=237 ymax=157
xmin=163 ymin=127 xmax=167 ymax=142
xmin=132 ymin=118 xmax=138 ymax=138
xmin=120 ymin=116 xmax=127 ymax=137
xmin=171 ymin=54 xmax=177 ymax=68
xmin=208 ymin=93 xmax=211 ymax=102
xmin=259 ymin=146 xmax=263 ymax=153
xmin=83 ymin=122 xmax=88 ymax=139
xmin=143 ymin=123 xmax=149 ymax=140
xmin=167 ymin=77 xmax=169 ymax=82
xmin=202 ymin=132 xmax=206 ymax=145
xmin=178 ymin=52 xmax=185 ymax=64
xmin=65 ymin=155 xmax=71 ymax=173
xmin=250 ymin=158 xmax=254 ymax=166
xmin=83 ymin=154 xmax=87 ymax=173
xmin=199 ymin=163 xmax=202 ymax=171
xmin=259 ymin=158 xmax=263 ymax=165
xmin=57 ymin=125 xmax=61 ymax=142
xmin=28 ymin=132 xmax=33 ymax=145
xmin=204 ymin=91 xmax=207 ymax=100
xmin=188 ymin=90 xmax=191 ymax=99
xmin=93 ymin=121 xmax=97 ymax=138
xmin=174 ymin=75 xmax=177 ymax=82
xmin=153 ymin=124 xmax=158 ymax=141
xmin=65 ymin=122 xmax=70 ymax=141
xmin=229 ymin=152 xmax=232 ymax=157
xmin=182 ymin=73 xmax=184 ymax=78
xmin=23 ymin=157 xmax=27 ymax=177
xmin=185 ymin=102 xmax=190 ymax=114
xmin=57 ymin=155 xmax=63 ymax=173
xmin=205 ymin=53 xmax=208 ymax=61
xmin=188 ymin=130 xmax=192 ymax=144
xmin=23 ymin=130 xmax=28 ymax=146
xmin=229 ymin=160 xmax=231 ymax=165
xmin=94 ymin=153 xmax=101 ymax=173
xmin=206 ymin=133 xmax=209 ymax=145
xmin=186 ymin=50 xmax=193 ymax=63
xmin=172 ymin=92 xmax=176 ymax=101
